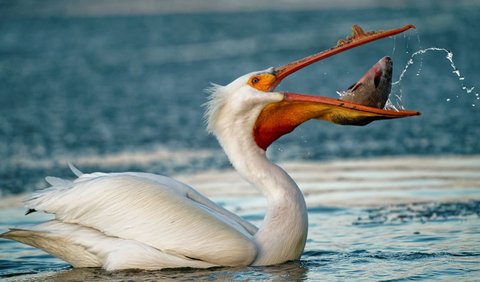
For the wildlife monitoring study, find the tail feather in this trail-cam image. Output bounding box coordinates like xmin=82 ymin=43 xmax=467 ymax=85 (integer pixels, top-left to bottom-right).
xmin=0 ymin=222 xmax=213 ymax=270
xmin=26 ymin=169 xmax=111 ymax=215
xmin=68 ymin=163 xmax=83 ymax=177
xmin=1 ymin=228 xmax=101 ymax=268
xmin=45 ymin=176 xmax=72 ymax=186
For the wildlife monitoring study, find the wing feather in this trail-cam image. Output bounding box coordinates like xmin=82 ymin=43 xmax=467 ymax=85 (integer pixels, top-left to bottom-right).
xmin=26 ymin=172 xmax=257 ymax=266
xmin=1 ymin=220 xmax=217 ymax=270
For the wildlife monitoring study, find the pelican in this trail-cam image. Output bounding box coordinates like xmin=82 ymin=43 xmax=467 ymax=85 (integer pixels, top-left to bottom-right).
xmin=1 ymin=24 xmax=419 ymax=270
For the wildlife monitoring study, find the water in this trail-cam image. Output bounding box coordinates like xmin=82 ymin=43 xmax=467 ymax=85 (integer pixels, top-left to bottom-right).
xmin=1 ymin=199 xmax=480 ymax=281
xmin=2 ymin=157 xmax=480 ymax=281
xmin=1 ymin=0 xmax=480 ymax=280
xmin=391 ymin=47 xmax=479 ymax=108
xmin=1 ymin=0 xmax=479 ymax=195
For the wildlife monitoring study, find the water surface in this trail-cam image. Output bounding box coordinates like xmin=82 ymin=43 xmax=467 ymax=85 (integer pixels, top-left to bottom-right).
xmin=1 ymin=199 xmax=479 ymax=281
xmin=1 ymin=157 xmax=479 ymax=281
xmin=1 ymin=0 xmax=479 ymax=194
xmin=1 ymin=0 xmax=479 ymax=280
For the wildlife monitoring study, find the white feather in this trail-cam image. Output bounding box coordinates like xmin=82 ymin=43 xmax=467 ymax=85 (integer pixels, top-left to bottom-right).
xmin=45 ymin=176 xmax=72 ymax=187
xmin=68 ymin=162 xmax=83 ymax=177
xmin=2 ymin=67 xmax=309 ymax=270
xmin=25 ymin=172 xmax=257 ymax=268
xmin=3 ymin=220 xmax=216 ymax=270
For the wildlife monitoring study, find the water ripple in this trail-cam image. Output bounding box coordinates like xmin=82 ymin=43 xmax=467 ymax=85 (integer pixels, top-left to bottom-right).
xmin=354 ymin=201 xmax=480 ymax=225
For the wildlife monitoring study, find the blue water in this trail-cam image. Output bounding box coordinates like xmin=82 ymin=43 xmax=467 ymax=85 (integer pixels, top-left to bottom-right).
xmin=1 ymin=1 xmax=480 ymax=280
xmin=1 ymin=201 xmax=479 ymax=280
xmin=1 ymin=1 xmax=479 ymax=194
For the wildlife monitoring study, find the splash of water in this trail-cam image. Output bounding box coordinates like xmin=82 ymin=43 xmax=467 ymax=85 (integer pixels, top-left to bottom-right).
xmin=391 ymin=47 xmax=479 ymax=108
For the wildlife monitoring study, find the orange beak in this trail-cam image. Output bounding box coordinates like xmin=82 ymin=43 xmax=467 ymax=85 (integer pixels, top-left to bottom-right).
xmin=253 ymin=24 xmax=420 ymax=150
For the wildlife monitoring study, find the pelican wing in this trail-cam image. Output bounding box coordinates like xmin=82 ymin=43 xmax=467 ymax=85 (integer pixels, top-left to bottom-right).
xmin=2 ymin=219 xmax=218 ymax=270
xmin=25 ymin=171 xmax=258 ymax=267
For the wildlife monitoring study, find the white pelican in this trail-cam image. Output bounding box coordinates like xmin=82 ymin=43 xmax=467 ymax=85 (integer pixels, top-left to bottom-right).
xmin=1 ymin=24 xmax=418 ymax=270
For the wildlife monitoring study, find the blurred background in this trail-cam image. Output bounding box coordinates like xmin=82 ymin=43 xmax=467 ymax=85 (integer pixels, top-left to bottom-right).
xmin=1 ymin=0 xmax=479 ymax=195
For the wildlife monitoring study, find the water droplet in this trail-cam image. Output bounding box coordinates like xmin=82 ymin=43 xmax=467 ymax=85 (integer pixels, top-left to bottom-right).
xmin=394 ymin=47 xmax=478 ymax=108
xmin=446 ymin=52 xmax=453 ymax=61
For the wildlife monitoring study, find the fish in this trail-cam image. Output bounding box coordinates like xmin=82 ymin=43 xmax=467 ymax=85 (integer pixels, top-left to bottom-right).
xmin=340 ymin=56 xmax=392 ymax=109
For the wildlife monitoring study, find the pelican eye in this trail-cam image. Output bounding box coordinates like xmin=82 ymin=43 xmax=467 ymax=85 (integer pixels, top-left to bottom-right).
xmin=248 ymin=73 xmax=276 ymax=92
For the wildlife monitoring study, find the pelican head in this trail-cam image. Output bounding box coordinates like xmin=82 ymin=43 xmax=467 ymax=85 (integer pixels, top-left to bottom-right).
xmin=206 ymin=24 xmax=420 ymax=151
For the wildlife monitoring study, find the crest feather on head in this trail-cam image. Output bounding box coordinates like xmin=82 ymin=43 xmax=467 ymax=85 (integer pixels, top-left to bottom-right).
xmin=203 ymin=83 xmax=227 ymax=134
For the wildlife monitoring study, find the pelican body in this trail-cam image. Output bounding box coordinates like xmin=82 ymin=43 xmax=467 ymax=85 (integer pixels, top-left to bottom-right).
xmin=1 ymin=25 xmax=419 ymax=270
